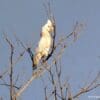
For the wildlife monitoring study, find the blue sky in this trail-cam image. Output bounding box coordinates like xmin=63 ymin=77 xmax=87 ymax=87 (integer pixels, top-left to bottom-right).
xmin=0 ymin=0 xmax=100 ymax=100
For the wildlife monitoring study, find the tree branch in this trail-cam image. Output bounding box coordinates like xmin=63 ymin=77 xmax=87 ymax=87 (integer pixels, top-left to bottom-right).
xmin=73 ymin=72 xmax=100 ymax=99
xmin=3 ymin=33 xmax=14 ymax=100
xmin=0 ymin=83 xmax=20 ymax=90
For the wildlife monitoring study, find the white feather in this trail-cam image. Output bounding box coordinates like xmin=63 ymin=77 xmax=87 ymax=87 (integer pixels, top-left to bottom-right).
xmin=33 ymin=19 xmax=54 ymax=66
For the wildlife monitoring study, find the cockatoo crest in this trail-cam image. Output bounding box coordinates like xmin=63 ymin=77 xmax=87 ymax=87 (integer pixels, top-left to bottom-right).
xmin=33 ymin=19 xmax=54 ymax=69
xmin=41 ymin=19 xmax=54 ymax=36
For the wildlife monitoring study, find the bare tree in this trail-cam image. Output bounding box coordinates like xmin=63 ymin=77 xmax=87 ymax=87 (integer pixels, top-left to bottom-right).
xmin=0 ymin=1 xmax=100 ymax=100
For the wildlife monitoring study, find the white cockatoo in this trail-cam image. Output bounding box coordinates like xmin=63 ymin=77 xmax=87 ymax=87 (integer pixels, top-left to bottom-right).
xmin=33 ymin=19 xmax=54 ymax=68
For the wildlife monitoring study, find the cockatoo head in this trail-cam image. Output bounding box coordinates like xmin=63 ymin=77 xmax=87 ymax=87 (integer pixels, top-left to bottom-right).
xmin=42 ymin=19 xmax=54 ymax=34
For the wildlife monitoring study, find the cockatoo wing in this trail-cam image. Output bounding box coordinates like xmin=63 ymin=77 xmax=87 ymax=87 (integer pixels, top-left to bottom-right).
xmin=33 ymin=19 xmax=54 ymax=68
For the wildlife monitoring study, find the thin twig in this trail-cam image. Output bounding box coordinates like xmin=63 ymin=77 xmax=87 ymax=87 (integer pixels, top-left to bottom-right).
xmin=73 ymin=72 xmax=100 ymax=99
xmin=0 ymin=83 xmax=20 ymax=90
xmin=54 ymin=86 xmax=57 ymax=100
xmin=3 ymin=33 xmax=14 ymax=100
xmin=44 ymin=87 xmax=48 ymax=100
xmin=55 ymin=61 xmax=64 ymax=99
xmin=10 ymin=43 xmax=14 ymax=100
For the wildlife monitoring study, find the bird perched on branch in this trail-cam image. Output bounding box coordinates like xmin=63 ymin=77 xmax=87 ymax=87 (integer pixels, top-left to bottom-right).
xmin=33 ymin=19 xmax=54 ymax=69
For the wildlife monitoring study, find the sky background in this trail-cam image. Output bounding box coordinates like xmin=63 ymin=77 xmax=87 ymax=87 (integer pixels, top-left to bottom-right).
xmin=0 ymin=0 xmax=100 ymax=100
